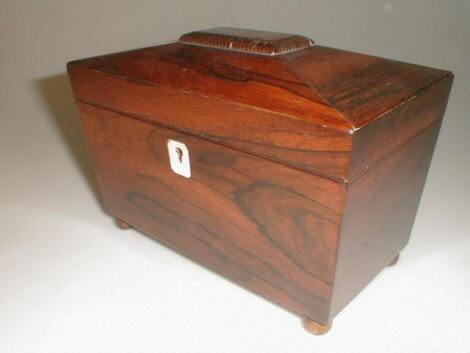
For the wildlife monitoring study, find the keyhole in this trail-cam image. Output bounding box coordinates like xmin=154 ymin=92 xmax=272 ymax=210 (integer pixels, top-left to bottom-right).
xmin=175 ymin=147 xmax=183 ymax=163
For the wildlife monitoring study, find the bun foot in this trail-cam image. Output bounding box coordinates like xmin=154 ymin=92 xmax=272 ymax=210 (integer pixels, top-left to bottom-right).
xmin=302 ymin=317 xmax=331 ymax=335
xmin=388 ymin=254 xmax=400 ymax=267
xmin=115 ymin=218 xmax=131 ymax=230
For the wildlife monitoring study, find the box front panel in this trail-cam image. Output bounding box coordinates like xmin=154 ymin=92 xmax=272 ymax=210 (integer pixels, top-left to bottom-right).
xmin=78 ymin=102 xmax=345 ymax=323
xmin=68 ymin=65 xmax=353 ymax=180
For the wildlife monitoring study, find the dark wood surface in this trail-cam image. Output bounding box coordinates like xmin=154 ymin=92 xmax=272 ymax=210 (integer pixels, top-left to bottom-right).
xmin=348 ymin=78 xmax=452 ymax=179
xmin=331 ymin=120 xmax=442 ymax=318
xmin=67 ymin=28 xmax=454 ymax=328
xmin=67 ymin=30 xmax=452 ymax=181
xmin=68 ymin=64 xmax=353 ymax=180
xmin=179 ymin=27 xmax=314 ymax=55
xmin=78 ymin=102 xmax=344 ymax=324
xmin=284 ymin=45 xmax=452 ymax=128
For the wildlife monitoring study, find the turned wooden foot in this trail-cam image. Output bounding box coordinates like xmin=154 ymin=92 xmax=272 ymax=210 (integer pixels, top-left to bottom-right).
xmin=302 ymin=317 xmax=331 ymax=335
xmin=387 ymin=254 xmax=400 ymax=267
xmin=115 ymin=218 xmax=131 ymax=230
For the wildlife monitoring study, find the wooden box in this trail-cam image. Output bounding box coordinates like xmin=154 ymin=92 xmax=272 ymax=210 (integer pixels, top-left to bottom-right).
xmin=67 ymin=28 xmax=453 ymax=334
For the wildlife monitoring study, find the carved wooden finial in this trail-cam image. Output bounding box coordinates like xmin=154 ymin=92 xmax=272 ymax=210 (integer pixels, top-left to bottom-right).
xmin=179 ymin=27 xmax=314 ymax=56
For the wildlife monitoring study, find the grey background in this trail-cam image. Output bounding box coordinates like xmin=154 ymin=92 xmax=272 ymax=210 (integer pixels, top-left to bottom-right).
xmin=1 ymin=1 xmax=469 ymax=352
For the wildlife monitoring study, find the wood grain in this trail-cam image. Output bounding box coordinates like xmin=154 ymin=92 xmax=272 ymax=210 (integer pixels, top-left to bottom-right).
xmin=68 ymin=64 xmax=352 ymax=180
xmin=67 ymin=28 xmax=454 ymax=329
xmin=348 ymin=77 xmax=453 ymax=179
xmin=285 ymin=45 xmax=452 ymax=128
xmin=330 ymin=120 xmax=442 ymax=319
xmin=78 ymin=102 xmax=345 ymax=324
xmin=67 ymin=31 xmax=452 ymax=181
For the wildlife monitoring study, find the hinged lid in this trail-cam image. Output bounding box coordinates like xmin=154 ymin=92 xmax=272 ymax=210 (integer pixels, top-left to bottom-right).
xmin=67 ymin=27 xmax=453 ymax=182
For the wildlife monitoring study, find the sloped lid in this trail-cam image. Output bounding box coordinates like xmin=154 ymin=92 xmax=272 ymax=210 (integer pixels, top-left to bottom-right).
xmin=68 ymin=27 xmax=452 ymax=181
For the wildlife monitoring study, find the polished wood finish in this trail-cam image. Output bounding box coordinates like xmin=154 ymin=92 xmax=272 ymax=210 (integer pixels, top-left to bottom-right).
xmin=67 ymin=27 xmax=453 ymax=181
xmin=67 ymin=28 xmax=453 ymax=332
xmin=78 ymin=102 xmax=342 ymax=324
xmin=348 ymin=79 xmax=452 ymax=180
xmin=303 ymin=317 xmax=331 ymax=335
xmin=67 ymin=53 xmax=352 ymax=180
xmin=179 ymin=27 xmax=314 ymax=55
xmin=330 ymin=122 xmax=442 ymax=318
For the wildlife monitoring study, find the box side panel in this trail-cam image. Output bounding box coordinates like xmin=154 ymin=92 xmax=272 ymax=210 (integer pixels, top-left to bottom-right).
xmin=330 ymin=120 xmax=441 ymax=320
xmin=77 ymin=102 xmax=346 ymax=324
xmin=67 ymin=65 xmax=352 ymax=181
xmin=349 ymin=77 xmax=452 ymax=179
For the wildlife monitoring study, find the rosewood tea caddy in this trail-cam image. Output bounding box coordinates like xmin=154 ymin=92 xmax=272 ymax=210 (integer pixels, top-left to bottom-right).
xmin=67 ymin=28 xmax=453 ymax=334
